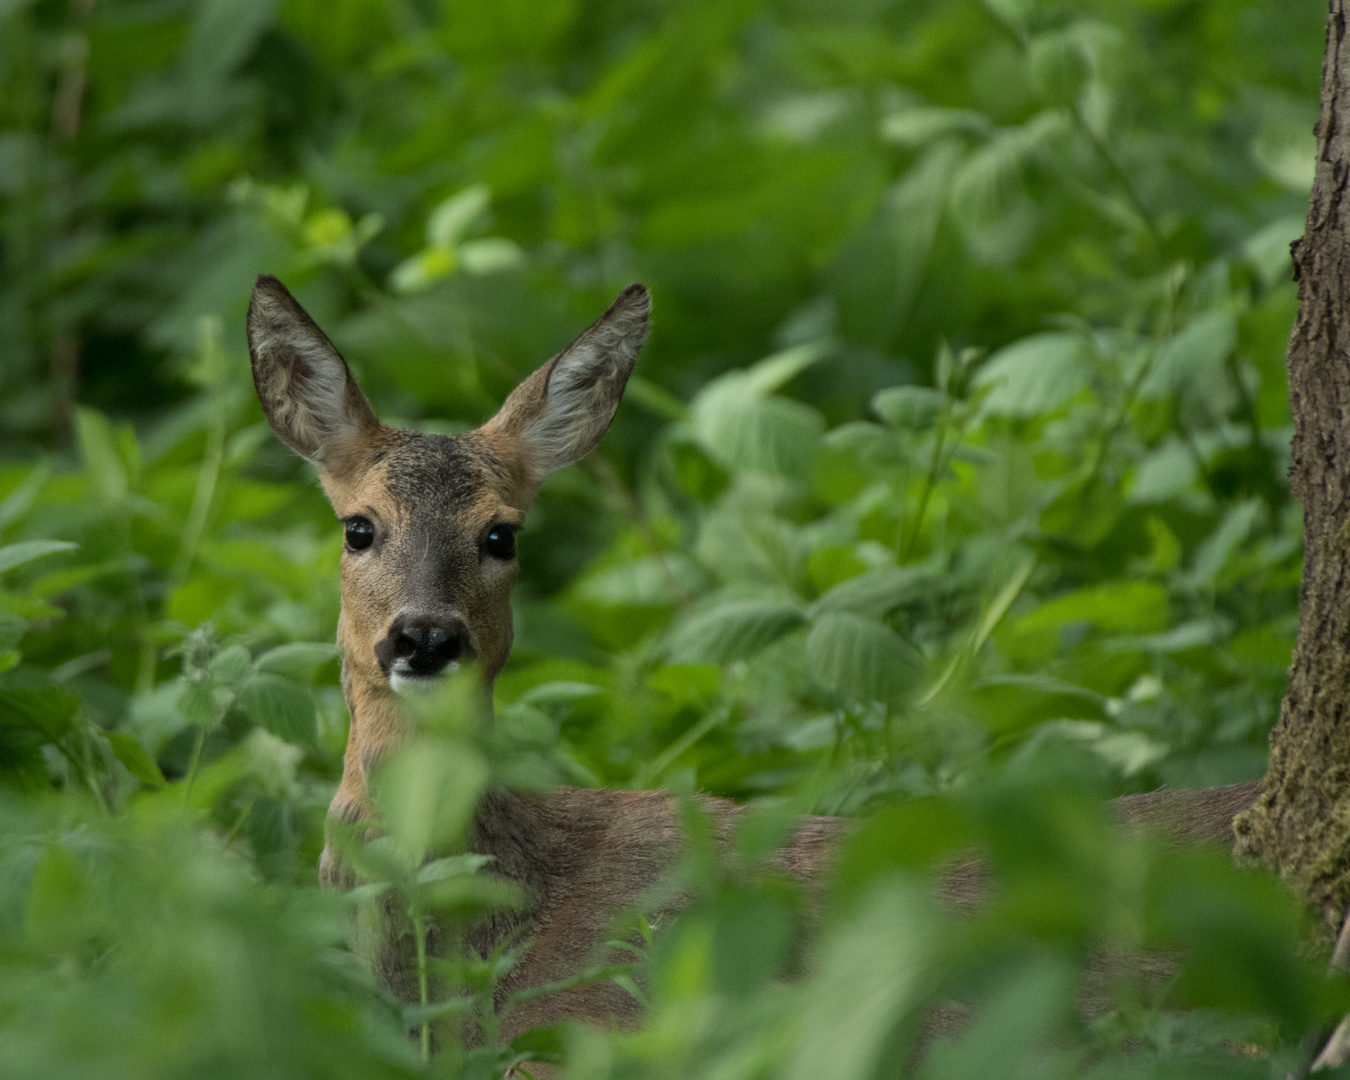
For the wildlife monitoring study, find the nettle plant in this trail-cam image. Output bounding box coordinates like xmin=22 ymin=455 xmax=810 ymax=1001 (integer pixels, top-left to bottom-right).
xmin=530 ymin=260 xmax=1300 ymax=813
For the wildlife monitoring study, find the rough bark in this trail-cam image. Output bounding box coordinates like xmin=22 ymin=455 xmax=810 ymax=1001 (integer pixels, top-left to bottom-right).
xmin=1234 ymin=0 xmax=1350 ymax=928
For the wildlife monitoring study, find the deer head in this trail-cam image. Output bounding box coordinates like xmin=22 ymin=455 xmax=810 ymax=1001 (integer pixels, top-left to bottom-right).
xmin=246 ymin=275 xmax=650 ymax=818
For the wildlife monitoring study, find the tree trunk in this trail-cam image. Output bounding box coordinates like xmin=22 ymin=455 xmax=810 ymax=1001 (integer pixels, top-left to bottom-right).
xmin=1233 ymin=0 xmax=1350 ymax=929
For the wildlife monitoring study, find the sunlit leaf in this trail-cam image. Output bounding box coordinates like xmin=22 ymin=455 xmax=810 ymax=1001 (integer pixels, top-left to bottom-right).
xmin=0 ymin=541 xmax=77 ymax=575
xmin=972 ymin=332 xmax=1088 ymax=417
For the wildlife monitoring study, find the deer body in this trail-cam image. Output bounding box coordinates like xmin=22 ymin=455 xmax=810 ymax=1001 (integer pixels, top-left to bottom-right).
xmin=245 ymin=275 xmax=1261 ymax=1043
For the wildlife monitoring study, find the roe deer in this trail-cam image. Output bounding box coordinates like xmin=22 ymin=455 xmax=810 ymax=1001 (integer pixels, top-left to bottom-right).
xmin=245 ymin=274 xmax=1261 ymax=1044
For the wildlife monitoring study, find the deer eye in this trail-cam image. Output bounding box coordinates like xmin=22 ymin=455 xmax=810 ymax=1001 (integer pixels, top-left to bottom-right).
xmin=344 ymin=516 xmax=375 ymax=552
xmin=484 ymin=525 xmax=517 ymax=560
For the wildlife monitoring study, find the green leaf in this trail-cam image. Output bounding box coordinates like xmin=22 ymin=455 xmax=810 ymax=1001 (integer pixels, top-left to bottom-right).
xmin=426 ymin=184 xmax=490 ymax=247
xmin=1141 ymin=310 xmax=1238 ymax=397
xmin=574 ymin=555 xmax=706 ymax=607
xmin=106 ymin=730 xmax=166 ymax=789
xmin=75 ymin=407 xmax=129 ymax=503
xmin=806 ymin=613 xmax=924 ymax=704
xmin=0 ymin=685 xmax=79 ymax=741
xmin=667 ymin=601 xmax=805 ymax=665
xmin=0 ymin=540 xmax=78 ymax=575
xmin=694 ymin=395 xmax=825 ymax=477
xmin=950 ymin=110 xmax=1070 ymax=225
xmin=252 ymin=642 xmax=342 ymax=680
xmin=235 ymin=673 xmax=316 ymax=745
xmin=739 ymin=342 xmax=833 ymax=398
xmin=416 ymin=853 xmax=495 ymax=884
xmin=809 ymin=566 xmax=944 ymax=620
xmin=879 ymin=106 xmax=989 ymax=148
xmin=872 ymin=386 xmax=946 ymax=430
xmin=1016 ymin=581 xmax=1169 ymax=634
xmin=375 ymin=742 xmax=489 ymax=863
xmin=0 ymin=463 xmax=51 ymax=533
xmin=973 ymin=332 xmax=1088 ymax=417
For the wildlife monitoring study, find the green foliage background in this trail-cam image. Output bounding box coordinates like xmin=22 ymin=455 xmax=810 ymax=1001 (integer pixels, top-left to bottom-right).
xmin=0 ymin=0 xmax=1341 ymax=1075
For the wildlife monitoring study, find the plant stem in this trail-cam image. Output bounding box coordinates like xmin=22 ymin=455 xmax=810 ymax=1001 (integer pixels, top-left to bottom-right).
xmin=183 ymin=723 xmax=208 ymax=801
xmin=413 ymin=910 xmax=430 ymax=1061
xmin=902 ymin=407 xmax=951 ymax=561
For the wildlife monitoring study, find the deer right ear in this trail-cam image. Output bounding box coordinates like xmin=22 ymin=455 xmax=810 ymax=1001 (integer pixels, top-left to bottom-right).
xmin=246 ymin=275 xmax=380 ymax=469
xmin=481 ymin=283 xmax=650 ymax=494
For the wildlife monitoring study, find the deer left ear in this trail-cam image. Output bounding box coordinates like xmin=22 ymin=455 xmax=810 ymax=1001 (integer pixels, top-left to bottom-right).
xmin=246 ymin=275 xmax=381 ymax=471
xmin=482 ymin=283 xmax=650 ymax=486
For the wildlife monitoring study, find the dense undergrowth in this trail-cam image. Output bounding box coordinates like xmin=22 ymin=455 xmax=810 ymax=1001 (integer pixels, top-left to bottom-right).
xmin=1 ymin=0 xmax=1344 ymax=1075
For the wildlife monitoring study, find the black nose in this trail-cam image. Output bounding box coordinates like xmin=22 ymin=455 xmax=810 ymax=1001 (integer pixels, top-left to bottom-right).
xmin=375 ymin=615 xmax=473 ymax=677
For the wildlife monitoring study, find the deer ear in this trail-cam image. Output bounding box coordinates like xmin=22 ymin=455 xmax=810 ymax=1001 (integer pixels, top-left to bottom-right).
xmin=482 ymin=283 xmax=650 ymax=486
xmin=246 ymin=275 xmax=380 ymax=469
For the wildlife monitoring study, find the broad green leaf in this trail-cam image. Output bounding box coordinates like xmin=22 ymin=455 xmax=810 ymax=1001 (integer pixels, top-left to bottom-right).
xmin=253 ymin=641 xmax=342 ymax=679
xmin=426 ymin=184 xmax=490 ymax=247
xmin=1141 ymin=310 xmax=1238 ymax=397
xmin=872 ymin=386 xmax=945 ymax=430
xmin=809 ymin=566 xmax=943 ymax=620
xmin=694 ymin=395 xmax=825 ymax=476
xmin=0 ymin=540 xmax=77 ymax=575
xmin=973 ymin=332 xmax=1087 ymax=417
xmin=74 ymin=407 xmax=128 ymax=503
xmin=0 ymin=463 xmax=51 ymax=533
xmin=1184 ymin=499 xmax=1263 ymax=589
xmin=739 ymin=342 xmax=833 ymax=398
xmin=1016 ymin=581 xmax=1169 ymax=634
xmin=106 ymin=731 xmax=165 ymax=789
xmin=208 ymin=644 xmax=252 ymax=686
xmin=459 ymin=237 xmax=524 ymax=274
xmin=0 ymin=685 xmax=79 ymax=740
xmin=950 ymin=110 xmax=1070 ymax=225
xmin=667 ymin=601 xmax=805 ymax=665
xmin=235 ymin=673 xmax=316 ymax=745
xmin=806 ymin=613 xmax=924 ymax=703
xmin=416 ymin=852 xmax=495 ymax=884
xmin=574 ymin=555 xmax=706 ymax=607
xmin=375 ymin=741 xmax=488 ymax=862
xmin=879 ymin=106 xmax=989 ymax=147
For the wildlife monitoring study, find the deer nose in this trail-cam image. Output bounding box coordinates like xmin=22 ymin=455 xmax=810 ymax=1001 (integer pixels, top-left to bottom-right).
xmin=376 ymin=614 xmax=473 ymax=678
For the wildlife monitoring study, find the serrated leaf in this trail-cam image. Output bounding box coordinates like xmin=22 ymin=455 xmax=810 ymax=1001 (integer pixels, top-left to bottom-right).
xmin=253 ymin=641 xmax=341 ymax=680
xmin=235 ymin=673 xmax=316 ymax=745
xmin=694 ymin=395 xmax=825 ymax=477
xmin=973 ymin=332 xmax=1087 ymax=417
xmin=106 ymin=730 xmax=165 ymax=789
xmin=809 ymin=566 xmax=944 ymax=620
xmin=806 ymin=613 xmax=923 ymax=703
xmin=950 ymin=110 xmax=1069 ymax=225
xmin=667 ymin=601 xmax=805 ymax=665
xmin=0 ymin=540 xmax=78 ymax=575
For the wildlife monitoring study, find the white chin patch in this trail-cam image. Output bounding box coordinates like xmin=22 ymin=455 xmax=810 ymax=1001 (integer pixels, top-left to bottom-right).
xmin=389 ymin=662 xmax=459 ymax=696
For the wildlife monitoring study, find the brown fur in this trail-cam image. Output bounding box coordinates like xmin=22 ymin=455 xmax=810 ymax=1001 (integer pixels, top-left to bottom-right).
xmin=246 ymin=276 xmax=1264 ymax=1056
